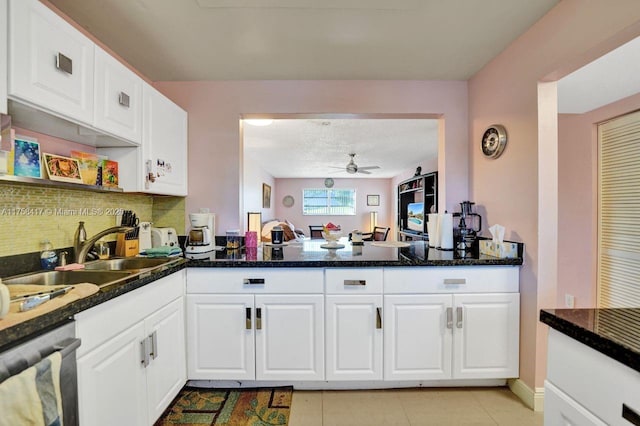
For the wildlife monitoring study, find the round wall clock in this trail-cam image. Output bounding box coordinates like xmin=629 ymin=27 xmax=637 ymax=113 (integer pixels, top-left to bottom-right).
xmin=324 ymin=178 xmax=334 ymax=188
xmin=282 ymin=195 xmax=295 ymax=207
xmin=481 ymin=125 xmax=508 ymax=159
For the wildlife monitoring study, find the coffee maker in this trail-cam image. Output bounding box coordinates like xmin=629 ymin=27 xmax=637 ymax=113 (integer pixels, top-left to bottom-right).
xmin=453 ymin=201 xmax=482 ymax=251
xmin=185 ymin=212 xmax=215 ymax=259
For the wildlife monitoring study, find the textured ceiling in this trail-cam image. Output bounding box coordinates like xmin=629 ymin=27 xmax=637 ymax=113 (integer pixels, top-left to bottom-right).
xmin=243 ymin=118 xmax=438 ymax=178
xmin=48 ymin=0 xmax=559 ymax=81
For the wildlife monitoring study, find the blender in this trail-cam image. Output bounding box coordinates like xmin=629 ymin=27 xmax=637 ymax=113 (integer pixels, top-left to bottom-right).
xmin=453 ymin=201 xmax=482 ymax=251
xmin=185 ymin=212 xmax=216 ymax=258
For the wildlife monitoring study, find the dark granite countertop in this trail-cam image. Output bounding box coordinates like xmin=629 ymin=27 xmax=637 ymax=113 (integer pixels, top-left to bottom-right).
xmin=540 ymin=308 xmax=640 ymax=374
xmin=0 ymin=259 xmax=188 ymax=352
xmin=188 ymin=240 xmax=524 ymax=268
xmin=1 ymin=240 xmax=523 ymax=352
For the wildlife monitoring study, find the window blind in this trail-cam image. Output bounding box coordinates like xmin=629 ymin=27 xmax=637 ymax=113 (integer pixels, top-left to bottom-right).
xmin=302 ymin=188 xmax=356 ymax=215
xmin=598 ymin=110 xmax=640 ymax=307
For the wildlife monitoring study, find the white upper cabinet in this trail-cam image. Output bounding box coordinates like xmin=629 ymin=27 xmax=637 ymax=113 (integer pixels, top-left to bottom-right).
xmin=142 ymin=82 xmax=188 ymax=196
xmin=94 ymin=47 xmax=142 ymax=145
xmin=8 ymin=0 xmax=94 ymax=125
xmin=0 ymin=0 xmax=7 ymax=114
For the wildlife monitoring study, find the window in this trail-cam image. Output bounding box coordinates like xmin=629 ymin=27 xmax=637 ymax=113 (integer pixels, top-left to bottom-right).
xmin=303 ymin=188 xmax=356 ymax=215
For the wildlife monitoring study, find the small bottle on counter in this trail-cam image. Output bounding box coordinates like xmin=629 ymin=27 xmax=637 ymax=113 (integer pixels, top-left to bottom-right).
xmin=40 ymin=240 xmax=58 ymax=270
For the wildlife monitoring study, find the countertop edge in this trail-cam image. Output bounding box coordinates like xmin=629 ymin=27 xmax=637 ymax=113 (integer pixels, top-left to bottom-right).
xmin=540 ymin=309 xmax=640 ymax=374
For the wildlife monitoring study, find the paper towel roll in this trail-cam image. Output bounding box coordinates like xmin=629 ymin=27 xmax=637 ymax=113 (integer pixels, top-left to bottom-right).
xmin=427 ymin=214 xmax=438 ymax=248
xmin=439 ymin=213 xmax=454 ymax=250
xmin=0 ymin=281 xmax=9 ymax=319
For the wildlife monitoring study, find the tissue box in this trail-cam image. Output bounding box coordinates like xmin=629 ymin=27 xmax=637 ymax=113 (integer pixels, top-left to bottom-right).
xmin=479 ymin=240 xmax=518 ymax=259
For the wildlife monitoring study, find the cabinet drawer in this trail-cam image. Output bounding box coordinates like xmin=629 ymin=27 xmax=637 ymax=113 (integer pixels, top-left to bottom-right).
xmin=325 ymin=268 xmax=383 ymax=294
xmin=187 ymin=268 xmax=324 ymax=294
xmin=547 ymin=329 xmax=640 ymax=425
xmin=383 ymin=266 xmax=519 ymax=294
xmin=75 ymin=270 xmax=185 ymax=357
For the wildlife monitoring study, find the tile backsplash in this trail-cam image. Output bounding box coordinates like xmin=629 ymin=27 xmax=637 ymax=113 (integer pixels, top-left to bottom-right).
xmin=0 ymin=183 xmax=185 ymax=256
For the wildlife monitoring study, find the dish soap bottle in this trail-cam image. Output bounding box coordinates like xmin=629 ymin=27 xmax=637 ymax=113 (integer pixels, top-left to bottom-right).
xmin=40 ymin=240 xmax=58 ymax=270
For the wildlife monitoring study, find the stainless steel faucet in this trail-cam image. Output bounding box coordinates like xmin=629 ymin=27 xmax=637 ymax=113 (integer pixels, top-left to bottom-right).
xmin=74 ymin=221 xmax=133 ymax=263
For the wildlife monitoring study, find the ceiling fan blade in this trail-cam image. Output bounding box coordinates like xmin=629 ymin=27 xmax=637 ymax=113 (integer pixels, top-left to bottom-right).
xmin=358 ymin=166 xmax=380 ymax=170
xmin=357 ymin=169 xmax=372 ymax=174
xmin=327 ymin=166 xmax=345 ymax=169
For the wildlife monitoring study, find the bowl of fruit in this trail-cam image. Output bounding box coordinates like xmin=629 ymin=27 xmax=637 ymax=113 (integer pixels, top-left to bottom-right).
xmin=321 ymin=223 xmax=342 ymax=247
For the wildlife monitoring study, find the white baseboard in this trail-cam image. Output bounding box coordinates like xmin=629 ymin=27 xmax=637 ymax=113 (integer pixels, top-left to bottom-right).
xmin=508 ymin=378 xmax=544 ymax=411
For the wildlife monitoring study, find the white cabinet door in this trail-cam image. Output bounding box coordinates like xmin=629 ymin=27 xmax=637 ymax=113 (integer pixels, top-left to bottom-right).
xmin=0 ymin=0 xmax=7 ymax=114
xmin=146 ymin=297 xmax=186 ymax=423
xmin=186 ymin=294 xmax=255 ymax=380
xmin=8 ymin=0 xmax=94 ymax=124
xmin=544 ymin=381 xmax=607 ymax=426
xmin=255 ymin=294 xmax=324 ymax=381
xmin=94 ymin=46 xmax=142 ymax=144
xmin=142 ymin=83 xmax=188 ymax=196
xmin=452 ymin=293 xmax=519 ymax=379
xmin=77 ymin=322 xmax=148 ymax=426
xmin=384 ymin=294 xmax=452 ymax=380
xmin=326 ymin=295 xmax=383 ymax=380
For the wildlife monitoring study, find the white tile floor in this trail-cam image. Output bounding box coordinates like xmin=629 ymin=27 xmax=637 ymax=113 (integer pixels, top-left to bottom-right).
xmin=288 ymin=387 xmax=543 ymax=426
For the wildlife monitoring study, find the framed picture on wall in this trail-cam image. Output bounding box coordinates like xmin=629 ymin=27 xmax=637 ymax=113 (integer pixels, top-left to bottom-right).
xmin=367 ymin=194 xmax=380 ymax=206
xmin=263 ymin=183 xmax=271 ymax=208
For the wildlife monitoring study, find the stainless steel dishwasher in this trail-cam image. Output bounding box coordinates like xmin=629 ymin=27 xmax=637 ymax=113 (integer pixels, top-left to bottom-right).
xmin=0 ymin=320 xmax=81 ymax=426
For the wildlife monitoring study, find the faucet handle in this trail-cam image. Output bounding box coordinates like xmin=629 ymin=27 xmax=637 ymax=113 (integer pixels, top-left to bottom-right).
xmin=59 ymin=251 xmax=68 ymax=267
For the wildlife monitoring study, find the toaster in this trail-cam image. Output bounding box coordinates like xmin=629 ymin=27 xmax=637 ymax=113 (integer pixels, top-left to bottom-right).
xmin=151 ymin=227 xmax=179 ymax=247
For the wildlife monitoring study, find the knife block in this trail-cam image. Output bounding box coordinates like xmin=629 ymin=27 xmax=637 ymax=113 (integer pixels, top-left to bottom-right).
xmin=115 ymin=233 xmax=139 ymax=257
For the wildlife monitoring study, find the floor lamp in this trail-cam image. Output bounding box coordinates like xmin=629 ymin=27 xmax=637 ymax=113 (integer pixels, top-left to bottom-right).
xmin=370 ymin=211 xmax=378 ymax=232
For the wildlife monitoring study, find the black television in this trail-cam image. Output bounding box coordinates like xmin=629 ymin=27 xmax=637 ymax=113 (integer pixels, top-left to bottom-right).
xmin=406 ymin=202 xmax=424 ymax=232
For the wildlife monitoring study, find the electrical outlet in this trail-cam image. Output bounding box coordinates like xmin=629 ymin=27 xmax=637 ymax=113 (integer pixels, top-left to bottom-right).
xmin=565 ymin=294 xmax=575 ymax=308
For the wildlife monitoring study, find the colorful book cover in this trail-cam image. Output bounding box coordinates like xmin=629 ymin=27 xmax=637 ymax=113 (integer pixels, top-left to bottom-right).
xmin=101 ymin=159 xmax=119 ymax=188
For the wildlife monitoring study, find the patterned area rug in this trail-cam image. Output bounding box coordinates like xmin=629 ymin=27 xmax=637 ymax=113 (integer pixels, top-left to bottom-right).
xmin=155 ymin=386 xmax=292 ymax=426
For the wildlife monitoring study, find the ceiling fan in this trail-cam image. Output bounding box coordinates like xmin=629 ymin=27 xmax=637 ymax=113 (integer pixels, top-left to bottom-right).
xmin=331 ymin=153 xmax=381 ymax=175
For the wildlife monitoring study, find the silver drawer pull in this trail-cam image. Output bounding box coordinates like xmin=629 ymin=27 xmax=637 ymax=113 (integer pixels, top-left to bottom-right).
xmin=456 ymin=307 xmax=463 ymax=328
xmin=118 ymin=91 xmax=130 ymax=107
xmin=623 ymin=404 xmax=640 ymax=426
xmin=444 ymin=278 xmax=466 ymax=285
xmin=149 ymin=331 xmax=158 ymax=360
xmin=446 ymin=307 xmax=453 ymax=329
xmin=140 ymin=339 xmax=150 ymax=367
xmin=245 ymin=307 xmax=252 ymax=330
xmin=344 ymin=279 xmax=366 ymax=286
xmin=56 ymin=52 xmax=73 ymax=74
xmin=243 ymin=278 xmax=265 ymax=285
xmin=256 ymin=307 xmax=262 ymax=330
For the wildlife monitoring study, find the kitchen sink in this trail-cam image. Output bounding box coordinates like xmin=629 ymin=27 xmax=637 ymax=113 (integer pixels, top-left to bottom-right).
xmin=3 ymin=270 xmax=132 ymax=286
xmin=82 ymin=257 xmax=177 ymax=271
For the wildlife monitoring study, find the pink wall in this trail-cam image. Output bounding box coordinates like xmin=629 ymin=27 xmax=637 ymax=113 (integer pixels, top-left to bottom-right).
xmin=154 ymin=81 xmax=469 ymax=233
xmin=558 ymin=92 xmax=640 ymax=308
xmin=469 ymin=0 xmax=640 ymax=390
xmin=273 ymin=178 xmax=393 ymax=237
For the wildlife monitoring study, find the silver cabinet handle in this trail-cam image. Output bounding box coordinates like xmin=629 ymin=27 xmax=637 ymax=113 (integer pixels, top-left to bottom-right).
xmin=244 ymin=278 xmax=265 ymax=285
xmin=145 ymin=160 xmax=156 ymax=187
xmin=623 ymin=404 xmax=640 ymax=426
xmin=149 ymin=331 xmax=158 ymax=360
xmin=118 ymin=91 xmax=130 ymax=108
xmin=56 ymin=52 xmax=73 ymax=74
xmin=446 ymin=307 xmax=453 ymax=329
xmin=140 ymin=339 xmax=150 ymax=367
xmin=456 ymin=307 xmax=463 ymax=328
xmin=444 ymin=278 xmax=466 ymax=285
xmin=344 ymin=279 xmax=366 ymax=286
xmin=256 ymin=307 xmax=262 ymax=330
xmin=246 ymin=307 xmax=252 ymax=330
xmin=376 ymin=307 xmax=382 ymax=329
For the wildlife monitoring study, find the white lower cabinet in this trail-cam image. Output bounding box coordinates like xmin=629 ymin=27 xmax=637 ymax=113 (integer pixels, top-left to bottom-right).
xmin=76 ymin=271 xmax=186 ymax=426
xmin=383 ymin=267 xmax=520 ymax=381
xmin=325 ymin=294 xmax=383 ymax=380
xmin=544 ymin=381 xmax=607 ymax=426
xmin=384 ymin=294 xmax=452 ymax=380
xmin=186 ymin=268 xmax=325 ymax=381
